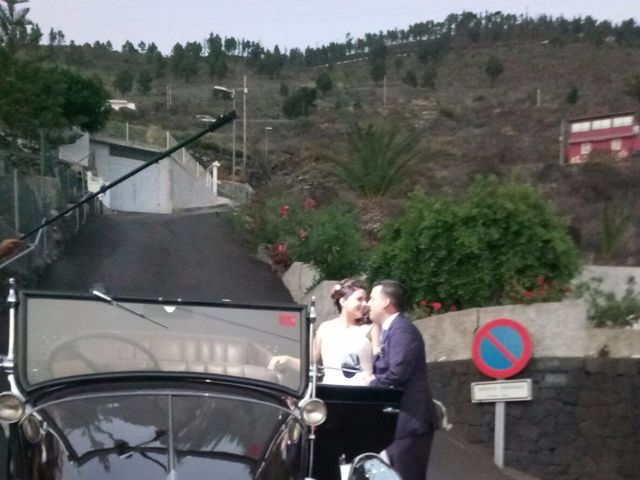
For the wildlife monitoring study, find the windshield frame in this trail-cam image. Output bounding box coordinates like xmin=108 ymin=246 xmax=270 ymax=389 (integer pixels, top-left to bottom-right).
xmin=16 ymin=290 xmax=309 ymax=397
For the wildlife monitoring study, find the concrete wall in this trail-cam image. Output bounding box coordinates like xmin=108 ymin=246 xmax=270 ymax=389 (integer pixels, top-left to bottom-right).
xmin=579 ymin=265 xmax=640 ymax=298
xmin=58 ymin=131 xmax=90 ymax=167
xmin=92 ymin=141 xmax=231 ymax=213
xmin=282 ymin=262 xmax=320 ymax=304
xmin=416 ymin=302 xmax=640 ymax=361
xmin=218 ymin=180 xmax=254 ymax=206
xmin=169 ymin=158 xmax=225 ymax=211
xmin=93 ymin=142 xmax=172 ymax=213
xmin=430 ymin=358 xmax=640 ymax=480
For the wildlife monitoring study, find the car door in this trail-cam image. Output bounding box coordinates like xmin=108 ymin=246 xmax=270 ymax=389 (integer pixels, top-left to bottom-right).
xmin=315 ymin=384 xmax=402 ymax=461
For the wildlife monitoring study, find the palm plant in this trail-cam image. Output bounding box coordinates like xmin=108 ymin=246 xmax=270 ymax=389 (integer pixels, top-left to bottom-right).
xmin=322 ymin=122 xmax=421 ymax=198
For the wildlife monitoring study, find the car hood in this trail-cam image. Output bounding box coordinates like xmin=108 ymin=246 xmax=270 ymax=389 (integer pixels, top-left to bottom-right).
xmin=20 ymin=390 xmax=302 ymax=480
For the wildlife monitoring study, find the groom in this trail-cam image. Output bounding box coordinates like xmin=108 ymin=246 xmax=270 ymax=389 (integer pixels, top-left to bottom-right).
xmin=367 ymin=280 xmax=439 ymax=480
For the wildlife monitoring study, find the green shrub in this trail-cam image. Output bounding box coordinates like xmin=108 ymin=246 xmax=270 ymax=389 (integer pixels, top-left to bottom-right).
xmin=369 ymin=176 xmax=581 ymax=309
xmin=282 ymin=87 xmax=317 ymax=118
xmin=235 ymin=195 xmax=368 ymax=280
xmin=402 ymin=70 xmax=418 ymax=88
xmin=316 ymin=71 xmax=333 ymax=93
xmin=290 ymin=204 xmax=368 ymax=280
xmin=575 ymin=276 xmax=640 ymax=328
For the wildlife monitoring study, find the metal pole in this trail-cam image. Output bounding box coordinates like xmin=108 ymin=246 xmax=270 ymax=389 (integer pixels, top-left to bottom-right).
xmin=242 ymin=74 xmax=247 ymax=180
xmin=264 ymin=127 xmax=270 ymax=163
xmin=559 ymin=119 xmax=566 ymax=165
xmin=383 ymin=75 xmax=387 ymax=109
xmin=212 ymin=161 xmax=220 ymax=197
xmin=13 ymin=169 xmax=19 ymax=233
xmin=232 ymin=90 xmax=237 ymax=182
xmin=494 ymin=401 xmax=505 ymax=468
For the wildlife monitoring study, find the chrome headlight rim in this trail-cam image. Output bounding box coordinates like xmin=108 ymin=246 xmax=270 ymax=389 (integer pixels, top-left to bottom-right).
xmin=0 ymin=392 xmax=25 ymax=423
xmin=299 ymin=397 xmax=327 ymax=426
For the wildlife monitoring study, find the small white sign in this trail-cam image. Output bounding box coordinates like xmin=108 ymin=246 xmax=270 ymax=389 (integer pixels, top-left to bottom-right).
xmin=471 ymin=379 xmax=532 ymax=403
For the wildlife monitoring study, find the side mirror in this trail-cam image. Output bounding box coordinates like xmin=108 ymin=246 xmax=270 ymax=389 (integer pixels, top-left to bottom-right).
xmin=347 ymin=453 xmax=401 ymax=480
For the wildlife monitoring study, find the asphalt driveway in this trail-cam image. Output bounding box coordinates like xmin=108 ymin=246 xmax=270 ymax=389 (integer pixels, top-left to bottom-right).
xmin=39 ymin=211 xmax=292 ymax=304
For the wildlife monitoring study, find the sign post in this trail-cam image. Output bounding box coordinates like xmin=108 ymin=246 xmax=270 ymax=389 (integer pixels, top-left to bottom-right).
xmin=471 ymin=319 xmax=533 ymax=469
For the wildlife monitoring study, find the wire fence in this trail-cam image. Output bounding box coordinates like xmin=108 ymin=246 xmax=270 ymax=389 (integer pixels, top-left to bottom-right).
xmin=0 ymin=152 xmax=101 ymax=272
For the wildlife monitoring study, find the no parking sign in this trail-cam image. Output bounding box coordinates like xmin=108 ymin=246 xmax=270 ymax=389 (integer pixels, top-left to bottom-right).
xmin=472 ymin=318 xmax=532 ymax=379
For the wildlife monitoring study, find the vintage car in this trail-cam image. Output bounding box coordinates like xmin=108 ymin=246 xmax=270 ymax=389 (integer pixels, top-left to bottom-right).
xmin=0 ymin=281 xmax=403 ymax=479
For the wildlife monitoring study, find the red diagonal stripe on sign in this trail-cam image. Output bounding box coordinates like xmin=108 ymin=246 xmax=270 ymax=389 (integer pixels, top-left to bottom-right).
xmin=485 ymin=331 xmax=519 ymax=364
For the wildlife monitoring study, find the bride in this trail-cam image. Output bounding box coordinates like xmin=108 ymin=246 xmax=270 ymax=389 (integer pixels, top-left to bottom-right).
xmin=314 ymin=278 xmax=380 ymax=385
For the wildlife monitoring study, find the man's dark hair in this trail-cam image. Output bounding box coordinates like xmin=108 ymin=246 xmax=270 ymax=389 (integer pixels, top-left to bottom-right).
xmin=374 ymin=279 xmax=406 ymax=312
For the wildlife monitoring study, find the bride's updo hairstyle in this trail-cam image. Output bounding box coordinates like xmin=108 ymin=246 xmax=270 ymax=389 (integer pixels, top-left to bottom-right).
xmin=331 ymin=278 xmax=368 ymax=316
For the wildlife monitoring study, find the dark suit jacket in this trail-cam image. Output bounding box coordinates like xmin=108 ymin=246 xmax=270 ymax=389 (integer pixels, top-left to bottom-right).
xmin=371 ymin=314 xmax=439 ymax=439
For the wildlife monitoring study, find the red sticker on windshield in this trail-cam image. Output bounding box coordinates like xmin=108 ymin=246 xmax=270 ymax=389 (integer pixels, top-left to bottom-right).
xmin=279 ymin=313 xmax=297 ymax=327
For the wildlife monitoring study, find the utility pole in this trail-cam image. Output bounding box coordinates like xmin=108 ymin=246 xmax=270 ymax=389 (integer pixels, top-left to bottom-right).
xmin=383 ymin=75 xmax=387 ymax=109
xmin=232 ymin=92 xmax=237 ymax=181
xmin=559 ymin=119 xmax=566 ymax=165
xmin=242 ymin=74 xmax=247 ymax=180
xmin=264 ymin=127 xmax=272 ymax=164
xmin=212 ymin=85 xmax=237 ymax=181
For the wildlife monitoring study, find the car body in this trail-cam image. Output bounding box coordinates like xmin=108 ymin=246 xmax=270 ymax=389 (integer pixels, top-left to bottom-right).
xmin=0 ymin=285 xmax=401 ymax=479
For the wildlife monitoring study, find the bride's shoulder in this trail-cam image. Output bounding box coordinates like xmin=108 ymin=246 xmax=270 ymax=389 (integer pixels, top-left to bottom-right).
xmin=317 ymin=318 xmax=340 ymax=332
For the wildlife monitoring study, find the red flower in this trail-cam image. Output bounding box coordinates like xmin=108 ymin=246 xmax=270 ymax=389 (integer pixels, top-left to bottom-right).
xmin=298 ymin=229 xmax=308 ymax=240
xmin=418 ymin=299 xmax=429 ymax=307
xmin=279 ymin=205 xmax=289 ymax=218
xmin=449 ymin=305 xmax=458 ymax=312
xmin=524 ymin=290 xmax=533 ymax=298
xmin=275 ymin=243 xmax=288 ymax=253
xmin=538 ymin=289 xmax=545 ymax=297
xmin=536 ymin=276 xmax=545 ymax=286
xmin=431 ymin=302 xmax=442 ymax=311
xmin=303 ymin=197 xmax=318 ymax=211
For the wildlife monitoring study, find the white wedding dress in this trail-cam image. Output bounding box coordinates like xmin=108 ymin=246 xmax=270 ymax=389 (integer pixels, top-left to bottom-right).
xmin=320 ymin=322 xmax=374 ymax=386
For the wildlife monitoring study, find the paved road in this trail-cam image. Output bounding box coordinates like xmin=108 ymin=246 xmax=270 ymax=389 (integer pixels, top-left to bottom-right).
xmin=428 ymin=431 xmax=538 ymax=480
xmin=39 ymin=211 xmax=293 ymax=303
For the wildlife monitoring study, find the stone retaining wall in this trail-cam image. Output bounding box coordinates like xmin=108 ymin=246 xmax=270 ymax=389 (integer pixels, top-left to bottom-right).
xmin=429 ymin=358 xmax=640 ymax=480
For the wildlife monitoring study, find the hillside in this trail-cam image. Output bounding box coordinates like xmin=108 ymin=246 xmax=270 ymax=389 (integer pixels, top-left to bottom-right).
xmin=51 ymin=35 xmax=640 ymax=265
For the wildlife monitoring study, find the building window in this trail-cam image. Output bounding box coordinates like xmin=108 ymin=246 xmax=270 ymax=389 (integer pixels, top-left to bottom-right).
xmin=612 ymin=116 xmax=633 ymax=128
xmin=570 ymin=121 xmax=591 ymax=133
xmin=592 ymin=119 xmax=612 ymax=130
xmin=580 ymin=143 xmax=592 ymax=155
xmin=611 ymin=139 xmax=622 ymax=151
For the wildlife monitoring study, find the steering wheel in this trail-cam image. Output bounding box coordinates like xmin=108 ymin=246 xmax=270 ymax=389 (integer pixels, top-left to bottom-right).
xmin=47 ymin=332 xmax=162 ymax=377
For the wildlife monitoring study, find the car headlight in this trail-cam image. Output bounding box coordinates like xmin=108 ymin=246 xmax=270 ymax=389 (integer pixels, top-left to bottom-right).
xmin=299 ymin=398 xmax=327 ymax=426
xmin=22 ymin=414 xmax=43 ymax=443
xmin=0 ymin=392 xmax=25 ymax=423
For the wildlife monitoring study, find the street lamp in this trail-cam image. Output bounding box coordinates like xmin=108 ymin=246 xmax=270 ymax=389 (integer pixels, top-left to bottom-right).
xmin=265 ymin=127 xmax=273 ymax=165
xmin=213 ymin=85 xmax=237 ymax=181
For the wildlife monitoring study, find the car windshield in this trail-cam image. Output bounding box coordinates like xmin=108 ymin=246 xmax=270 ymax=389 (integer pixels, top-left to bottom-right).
xmin=20 ymin=292 xmax=305 ymax=393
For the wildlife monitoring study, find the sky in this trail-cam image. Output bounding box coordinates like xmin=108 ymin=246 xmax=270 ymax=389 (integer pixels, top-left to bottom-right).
xmin=24 ymin=0 xmax=639 ymax=54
